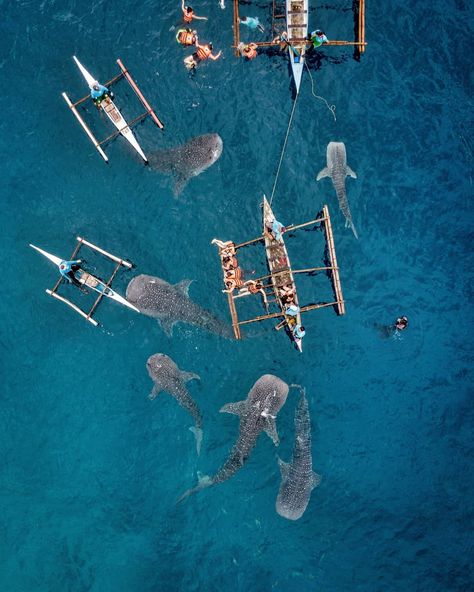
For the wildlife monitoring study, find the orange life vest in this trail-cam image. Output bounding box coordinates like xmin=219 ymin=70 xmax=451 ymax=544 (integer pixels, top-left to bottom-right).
xmin=243 ymin=45 xmax=257 ymax=60
xmin=183 ymin=7 xmax=193 ymax=22
xmin=196 ymin=45 xmax=211 ymax=61
xmin=178 ymin=29 xmax=195 ymax=45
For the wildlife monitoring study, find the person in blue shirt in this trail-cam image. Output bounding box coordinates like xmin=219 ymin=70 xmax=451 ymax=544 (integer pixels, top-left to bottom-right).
xmin=90 ymin=82 xmax=112 ymax=104
xmin=270 ymin=218 xmax=286 ymax=242
xmin=59 ymin=260 xmax=82 ymax=288
xmin=285 ymin=304 xmax=300 ymax=317
xmin=293 ymin=324 xmax=306 ymax=339
xmin=239 ymin=16 xmax=264 ymax=33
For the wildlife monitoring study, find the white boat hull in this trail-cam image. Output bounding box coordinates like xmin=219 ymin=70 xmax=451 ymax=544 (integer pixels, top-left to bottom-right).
xmin=286 ymin=0 xmax=308 ymax=94
xmin=72 ymin=56 xmax=148 ymax=162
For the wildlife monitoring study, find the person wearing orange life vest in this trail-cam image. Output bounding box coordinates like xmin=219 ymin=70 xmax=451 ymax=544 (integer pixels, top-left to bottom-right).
xmin=176 ymin=28 xmax=198 ymax=46
xmin=184 ymin=41 xmax=222 ymax=70
xmin=181 ymin=0 xmax=207 ymax=23
xmin=239 ymin=42 xmax=258 ymax=60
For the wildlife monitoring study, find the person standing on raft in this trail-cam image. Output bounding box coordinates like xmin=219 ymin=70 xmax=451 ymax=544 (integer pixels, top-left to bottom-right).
xmin=184 ymin=41 xmax=222 ymax=70
xmin=181 ymin=0 xmax=207 ymax=23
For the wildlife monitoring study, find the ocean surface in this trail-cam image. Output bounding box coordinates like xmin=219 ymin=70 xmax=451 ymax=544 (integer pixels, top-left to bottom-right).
xmin=1 ymin=0 xmax=473 ymax=590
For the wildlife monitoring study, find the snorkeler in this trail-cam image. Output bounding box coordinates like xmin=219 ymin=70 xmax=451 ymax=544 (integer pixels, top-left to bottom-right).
xmin=395 ymin=316 xmax=408 ymax=331
xmin=309 ymin=29 xmax=328 ymax=48
xmin=239 ymin=16 xmax=265 ymax=33
xmin=184 ymin=42 xmax=222 ymax=70
xmin=181 ymin=0 xmax=207 ymax=23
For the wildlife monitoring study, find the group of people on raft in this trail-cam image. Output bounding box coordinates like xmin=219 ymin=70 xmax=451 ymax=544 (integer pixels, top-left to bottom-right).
xmin=176 ymin=1 xmax=221 ymax=70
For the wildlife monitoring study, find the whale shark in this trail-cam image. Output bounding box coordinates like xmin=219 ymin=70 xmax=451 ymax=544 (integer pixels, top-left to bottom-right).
xmin=147 ymin=353 xmax=203 ymax=454
xmin=148 ymin=133 xmax=223 ymax=197
xmin=178 ymin=374 xmax=289 ymax=501
xmin=275 ymin=388 xmax=321 ymax=520
xmin=316 ymin=141 xmax=358 ymax=238
xmin=126 ymin=274 xmax=233 ymax=338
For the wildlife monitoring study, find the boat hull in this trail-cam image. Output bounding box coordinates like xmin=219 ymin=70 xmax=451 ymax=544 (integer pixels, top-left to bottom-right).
xmin=262 ymin=197 xmax=303 ymax=351
xmin=286 ymin=0 xmax=309 ymax=94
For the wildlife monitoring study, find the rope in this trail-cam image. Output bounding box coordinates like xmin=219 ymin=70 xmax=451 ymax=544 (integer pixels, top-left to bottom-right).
xmin=270 ymin=92 xmax=299 ymax=205
xmin=305 ymin=62 xmax=337 ymax=122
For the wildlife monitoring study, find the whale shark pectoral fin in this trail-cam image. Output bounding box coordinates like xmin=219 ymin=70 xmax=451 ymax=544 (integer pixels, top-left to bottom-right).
xmin=277 ymin=457 xmax=290 ymax=481
xmin=172 ymin=173 xmax=189 ymax=198
xmin=157 ymin=316 xmax=175 ymax=337
xmin=311 ymin=472 xmax=322 ymax=489
xmin=316 ymin=167 xmax=330 ymax=181
xmin=149 ymin=385 xmax=163 ymax=400
xmin=219 ymin=400 xmax=247 ymax=416
xmin=181 ymin=370 xmax=200 ymax=383
xmin=175 ymin=279 xmax=193 ymax=297
xmin=189 ymin=426 xmax=203 ymax=455
xmin=346 ymin=165 xmax=357 ymax=179
xmin=263 ymin=416 xmax=280 ymax=446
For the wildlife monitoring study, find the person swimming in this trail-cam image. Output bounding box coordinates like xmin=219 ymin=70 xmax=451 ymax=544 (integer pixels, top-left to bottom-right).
xmin=238 ymin=42 xmax=258 ymax=60
xmin=239 ymin=16 xmax=264 ymax=33
xmin=309 ymin=29 xmax=328 ymax=48
xmin=184 ymin=42 xmax=222 ymax=70
xmin=181 ymin=0 xmax=207 ymax=23
xmin=176 ymin=28 xmax=198 ymax=46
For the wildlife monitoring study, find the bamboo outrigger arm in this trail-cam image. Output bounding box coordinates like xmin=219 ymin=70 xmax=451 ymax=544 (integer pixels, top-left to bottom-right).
xmin=62 ymin=92 xmax=108 ymax=162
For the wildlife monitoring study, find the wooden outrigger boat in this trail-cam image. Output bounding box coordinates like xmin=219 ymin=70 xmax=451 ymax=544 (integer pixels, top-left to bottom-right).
xmin=30 ymin=237 xmax=139 ymax=326
xmin=286 ymin=0 xmax=309 ymax=94
xmin=263 ymin=196 xmax=303 ymax=350
xmin=213 ymin=201 xmax=345 ymax=351
xmin=62 ymin=57 xmax=164 ymax=163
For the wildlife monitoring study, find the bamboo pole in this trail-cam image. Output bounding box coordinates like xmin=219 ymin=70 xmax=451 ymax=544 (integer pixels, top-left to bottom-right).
xmin=72 ymin=72 xmax=124 ymax=107
xmin=62 ymin=92 xmax=108 ymax=162
xmin=252 ymin=266 xmax=335 ymax=285
xmin=46 ymin=290 xmax=98 ymax=326
xmin=227 ymin=291 xmax=241 ymax=339
xmin=232 ymin=40 xmax=368 ymax=49
xmin=322 ymin=205 xmax=345 ymax=315
xmin=359 ymin=0 xmax=366 ymax=53
xmin=300 ymin=301 xmax=339 ymax=314
xmin=76 ymin=237 xmax=132 ymax=268
xmin=233 ymin=0 xmax=240 ymax=57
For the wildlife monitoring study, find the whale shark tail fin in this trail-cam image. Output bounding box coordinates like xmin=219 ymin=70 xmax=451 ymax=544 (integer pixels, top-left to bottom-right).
xmin=189 ymin=426 xmax=203 ymax=455
xmin=177 ymin=473 xmax=212 ymax=504
xmin=316 ymin=166 xmax=330 ymax=181
xmin=345 ymin=218 xmax=359 ymax=239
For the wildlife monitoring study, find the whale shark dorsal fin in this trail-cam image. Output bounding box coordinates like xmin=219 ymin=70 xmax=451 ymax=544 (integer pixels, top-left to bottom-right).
xmin=346 ymin=165 xmax=357 ymax=179
xmin=175 ymin=279 xmax=193 ymax=297
xmin=311 ymin=472 xmax=322 ymax=489
xmin=316 ymin=167 xmax=330 ymax=181
xmin=219 ymin=400 xmax=247 ymax=416
xmin=181 ymin=370 xmax=200 ymax=382
xmin=263 ymin=416 xmax=280 ymax=446
xmin=277 ymin=457 xmax=290 ymax=481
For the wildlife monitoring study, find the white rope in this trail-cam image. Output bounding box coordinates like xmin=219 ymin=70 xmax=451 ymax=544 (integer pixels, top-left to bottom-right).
xmin=305 ymin=62 xmax=337 ymax=122
xmin=270 ymin=92 xmax=299 ymax=205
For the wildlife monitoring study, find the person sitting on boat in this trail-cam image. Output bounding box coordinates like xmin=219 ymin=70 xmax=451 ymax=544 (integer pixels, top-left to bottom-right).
xmin=176 ymin=28 xmax=198 ymax=46
xmin=59 ymin=259 xmax=82 ymax=288
xmin=234 ymin=280 xmax=268 ymax=307
xmin=395 ymin=316 xmax=408 ymax=331
xmin=285 ymin=304 xmax=300 ymax=318
xmin=267 ymin=218 xmax=286 ymax=242
xmin=292 ymin=324 xmax=306 ymax=339
xmin=222 ymin=268 xmax=243 ymax=293
xmin=211 ymin=239 xmax=236 ymax=258
xmin=222 ymin=255 xmax=239 ymax=271
xmin=280 ymin=284 xmax=295 ymax=302
xmin=90 ymin=82 xmax=111 ymax=104
xmin=239 ymin=16 xmax=265 ymax=33
xmin=238 ymin=42 xmax=258 ymax=60
xmin=309 ymin=30 xmax=328 ymax=48
xmin=273 ymin=31 xmax=289 ymax=50
xmin=182 ymin=1 xmax=207 ymax=23
xmin=184 ymin=41 xmax=221 ymax=70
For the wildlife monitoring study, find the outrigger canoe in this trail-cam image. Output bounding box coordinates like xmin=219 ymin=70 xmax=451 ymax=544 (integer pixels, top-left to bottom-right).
xmin=73 ymin=56 xmax=148 ymax=162
xmin=262 ymin=196 xmax=303 ymax=352
xmin=286 ymin=0 xmax=309 ymax=94
xmin=30 ymin=243 xmax=139 ymax=313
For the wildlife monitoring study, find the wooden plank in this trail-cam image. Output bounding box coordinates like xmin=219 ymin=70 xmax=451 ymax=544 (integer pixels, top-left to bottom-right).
xmin=62 ymin=92 xmax=108 ymax=162
xmin=322 ymin=205 xmax=345 ymax=315
xmin=359 ymin=0 xmax=366 ymax=53
xmin=116 ymin=59 xmax=164 ymax=129
xmin=46 ymin=289 xmax=98 ymax=326
xmin=227 ymin=291 xmax=241 ymax=339
xmin=233 ymin=0 xmax=240 ymax=57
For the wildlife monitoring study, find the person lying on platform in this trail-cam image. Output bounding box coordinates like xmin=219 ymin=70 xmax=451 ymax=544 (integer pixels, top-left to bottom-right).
xmin=238 ymin=42 xmax=258 ymax=60
xmin=59 ymin=259 xmax=83 ymax=288
xmin=309 ymin=29 xmax=328 ymax=48
xmin=184 ymin=41 xmax=221 ymax=70
xmin=234 ymin=280 xmax=268 ymax=307
xmin=222 ymin=255 xmax=239 ymax=271
xmin=211 ymin=239 xmax=236 ymax=257
xmin=90 ymin=82 xmax=113 ymax=105
xmin=292 ymin=324 xmax=306 ymax=339
xmin=222 ymin=268 xmax=243 ymax=293
xmin=182 ymin=1 xmax=207 ymax=23
xmin=239 ymin=16 xmax=265 ymax=33
xmin=176 ymin=27 xmax=198 ymax=46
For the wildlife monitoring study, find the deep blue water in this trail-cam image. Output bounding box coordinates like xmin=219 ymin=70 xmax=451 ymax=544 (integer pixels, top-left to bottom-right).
xmin=1 ymin=0 xmax=473 ymax=590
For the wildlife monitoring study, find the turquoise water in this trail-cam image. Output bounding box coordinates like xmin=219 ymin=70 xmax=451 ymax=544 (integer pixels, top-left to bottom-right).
xmin=1 ymin=0 xmax=473 ymax=590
